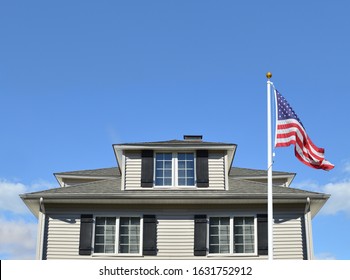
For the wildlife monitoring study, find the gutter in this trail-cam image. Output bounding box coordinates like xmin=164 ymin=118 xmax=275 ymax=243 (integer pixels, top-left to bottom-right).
xmin=304 ymin=197 xmax=314 ymax=260
xmin=36 ymin=197 xmax=46 ymax=260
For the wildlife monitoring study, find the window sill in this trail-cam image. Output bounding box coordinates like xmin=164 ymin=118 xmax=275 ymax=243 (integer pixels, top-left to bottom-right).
xmin=207 ymin=253 xmax=258 ymax=257
xmin=153 ymin=186 xmax=198 ymax=190
xmin=92 ymin=253 xmax=143 ymax=258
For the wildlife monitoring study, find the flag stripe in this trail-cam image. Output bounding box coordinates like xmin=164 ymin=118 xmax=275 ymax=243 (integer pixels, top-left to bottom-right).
xmin=274 ymin=90 xmax=334 ymax=171
xmin=276 ymin=120 xmax=325 ymax=160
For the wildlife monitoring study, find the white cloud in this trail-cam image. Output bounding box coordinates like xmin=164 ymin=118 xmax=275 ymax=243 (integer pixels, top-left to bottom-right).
xmin=293 ymin=168 xmax=350 ymax=216
xmin=0 ymin=178 xmax=53 ymax=259
xmin=314 ymin=252 xmax=337 ymax=260
xmin=320 ymin=180 xmax=350 ymax=215
xmin=0 ymin=217 xmax=37 ymax=259
xmin=0 ymin=179 xmax=54 ymax=215
xmin=0 ymin=180 xmax=29 ymax=214
xmin=342 ymin=160 xmax=350 ymax=173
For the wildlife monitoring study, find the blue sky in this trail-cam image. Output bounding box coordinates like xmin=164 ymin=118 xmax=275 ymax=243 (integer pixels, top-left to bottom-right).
xmin=0 ymin=0 xmax=349 ymax=260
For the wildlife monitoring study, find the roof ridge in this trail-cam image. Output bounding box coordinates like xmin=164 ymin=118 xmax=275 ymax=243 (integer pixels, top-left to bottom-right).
xmin=54 ymin=166 xmax=119 ymax=176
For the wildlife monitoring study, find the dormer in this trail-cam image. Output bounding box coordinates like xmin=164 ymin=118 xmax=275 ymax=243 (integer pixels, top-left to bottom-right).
xmin=113 ymin=136 xmax=237 ymax=190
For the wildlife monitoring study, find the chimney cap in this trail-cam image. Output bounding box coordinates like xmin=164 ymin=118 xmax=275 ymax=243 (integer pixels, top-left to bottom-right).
xmin=183 ymin=135 xmax=203 ymax=141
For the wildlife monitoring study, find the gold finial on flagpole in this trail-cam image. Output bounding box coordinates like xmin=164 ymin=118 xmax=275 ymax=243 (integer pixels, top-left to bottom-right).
xmin=266 ymin=72 xmax=272 ymax=79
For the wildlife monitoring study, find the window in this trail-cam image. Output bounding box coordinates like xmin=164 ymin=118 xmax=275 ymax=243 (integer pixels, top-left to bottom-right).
xmin=94 ymin=217 xmax=116 ymax=253
xmin=119 ymin=217 xmax=141 ymax=254
xmin=234 ymin=217 xmax=254 ymax=253
xmin=178 ymin=153 xmax=195 ymax=186
xmin=209 ymin=217 xmax=230 ymax=254
xmin=94 ymin=216 xmax=141 ymax=255
xmin=155 ymin=152 xmax=195 ymax=187
xmin=155 ymin=153 xmax=172 ymax=186
xmin=208 ymin=216 xmax=256 ymax=255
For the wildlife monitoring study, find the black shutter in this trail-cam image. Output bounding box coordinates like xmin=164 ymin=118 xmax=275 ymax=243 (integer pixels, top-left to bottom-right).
xmin=141 ymin=150 xmax=154 ymax=188
xmin=257 ymin=214 xmax=268 ymax=255
xmin=143 ymin=215 xmax=157 ymax=255
xmin=79 ymin=214 xmax=93 ymax=255
xmin=194 ymin=215 xmax=207 ymax=256
xmin=196 ymin=150 xmax=209 ymax=188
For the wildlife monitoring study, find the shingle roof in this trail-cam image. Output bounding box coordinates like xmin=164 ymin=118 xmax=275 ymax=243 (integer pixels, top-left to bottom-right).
xmin=116 ymin=139 xmax=236 ymax=146
xmin=53 ymin=166 xmax=292 ymax=179
xmin=54 ymin=167 xmax=120 ymax=177
xmin=21 ymin=176 xmax=327 ymax=200
xmin=229 ymin=167 xmax=295 ymax=177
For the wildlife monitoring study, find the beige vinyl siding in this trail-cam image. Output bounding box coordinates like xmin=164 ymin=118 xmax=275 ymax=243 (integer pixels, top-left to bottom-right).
xmin=42 ymin=210 xmax=307 ymax=260
xmin=157 ymin=215 xmax=194 ymax=257
xmin=124 ymin=151 xmax=142 ymax=190
xmin=44 ymin=214 xmax=83 ymax=259
xmin=273 ymin=213 xmax=306 ymax=259
xmin=208 ymin=151 xmax=225 ymax=189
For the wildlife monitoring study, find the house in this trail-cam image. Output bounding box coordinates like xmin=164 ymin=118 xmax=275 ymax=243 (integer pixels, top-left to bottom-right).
xmin=20 ymin=135 xmax=329 ymax=260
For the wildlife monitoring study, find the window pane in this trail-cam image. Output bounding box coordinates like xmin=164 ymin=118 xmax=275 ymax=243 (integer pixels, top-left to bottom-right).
xmin=164 ymin=170 xmax=172 ymax=178
xmin=118 ymin=217 xmax=140 ymax=254
xmin=96 ymin=217 xmax=105 ymax=225
xmin=187 ymin=170 xmax=194 ymax=177
xmin=221 ymin=218 xmax=230 ymax=225
xmin=220 ymin=245 xmax=230 ymax=254
xmin=234 ymin=226 xmax=243 ymax=234
xmin=95 ymin=235 xmax=104 ymax=244
xmin=235 ymin=245 xmax=244 ymax=253
xmin=235 ymin=236 xmax=244 ymax=243
xmin=245 ymin=217 xmax=254 ymax=225
xmin=210 ymin=217 xmax=220 ymax=225
xmin=178 ymin=169 xmax=185 ymax=177
xmin=130 ymin=245 xmax=139 ymax=253
xmin=178 ymin=153 xmax=186 ymax=160
xmin=178 ymin=161 xmax=185 ymax=169
xmin=155 ymin=153 xmax=172 ymax=186
xmin=156 ymin=170 xmax=163 ymax=178
xmin=245 ymin=226 xmax=254 ymax=234
xmin=187 ymin=178 xmax=195 ymax=186
xmin=119 ymin=245 xmax=128 ymax=253
xmin=155 ymin=178 xmax=163 ymax=186
xmin=245 ymin=245 xmax=254 ymax=253
xmin=245 ymin=236 xmax=254 ymax=243
xmin=234 ymin=217 xmax=255 ymax=254
xmin=209 ymin=245 xmax=219 ymax=253
xmin=119 ymin=236 xmax=129 ymax=243
xmin=165 ymin=161 xmax=172 ymax=169
xmin=235 ymin=217 xmax=243 ymax=225
xmin=94 ymin=217 xmax=116 ymax=254
xmin=164 ymin=153 xmax=172 ymax=160
xmin=209 ymin=235 xmax=219 ymax=244
xmin=177 ymin=153 xmax=195 ymax=186
xmin=164 ymin=178 xmax=172 ymax=185
xmin=178 ymin=178 xmax=186 ymax=185
xmin=209 ymin=217 xmax=230 ymax=254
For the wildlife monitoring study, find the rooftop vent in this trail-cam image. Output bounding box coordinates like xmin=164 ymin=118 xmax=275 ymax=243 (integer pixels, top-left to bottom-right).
xmin=183 ymin=135 xmax=203 ymax=141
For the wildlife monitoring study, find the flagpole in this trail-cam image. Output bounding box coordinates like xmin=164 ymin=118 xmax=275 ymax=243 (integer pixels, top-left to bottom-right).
xmin=266 ymin=72 xmax=274 ymax=260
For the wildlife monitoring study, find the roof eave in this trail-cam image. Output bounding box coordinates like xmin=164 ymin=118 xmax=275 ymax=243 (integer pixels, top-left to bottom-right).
xmin=21 ymin=192 xmax=329 ymax=218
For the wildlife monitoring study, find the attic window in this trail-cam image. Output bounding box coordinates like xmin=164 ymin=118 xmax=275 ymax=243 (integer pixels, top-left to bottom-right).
xmin=155 ymin=152 xmax=195 ymax=187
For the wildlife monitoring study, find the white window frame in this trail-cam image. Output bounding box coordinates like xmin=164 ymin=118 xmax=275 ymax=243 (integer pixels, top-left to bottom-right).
xmin=92 ymin=215 xmax=143 ymax=257
xmin=154 ymin=151 xmax=196 ymax=188
xmin=207 ymin=215 xmax=257 ymax=257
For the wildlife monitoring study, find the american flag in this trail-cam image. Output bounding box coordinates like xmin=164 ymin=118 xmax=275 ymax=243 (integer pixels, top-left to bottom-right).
xmin=275 ymin=90 xmax=334 ymax=171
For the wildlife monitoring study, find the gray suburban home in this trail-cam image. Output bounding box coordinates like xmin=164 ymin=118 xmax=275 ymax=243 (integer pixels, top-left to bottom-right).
xmin=20 ymin=135 xmax=329 ymax=259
